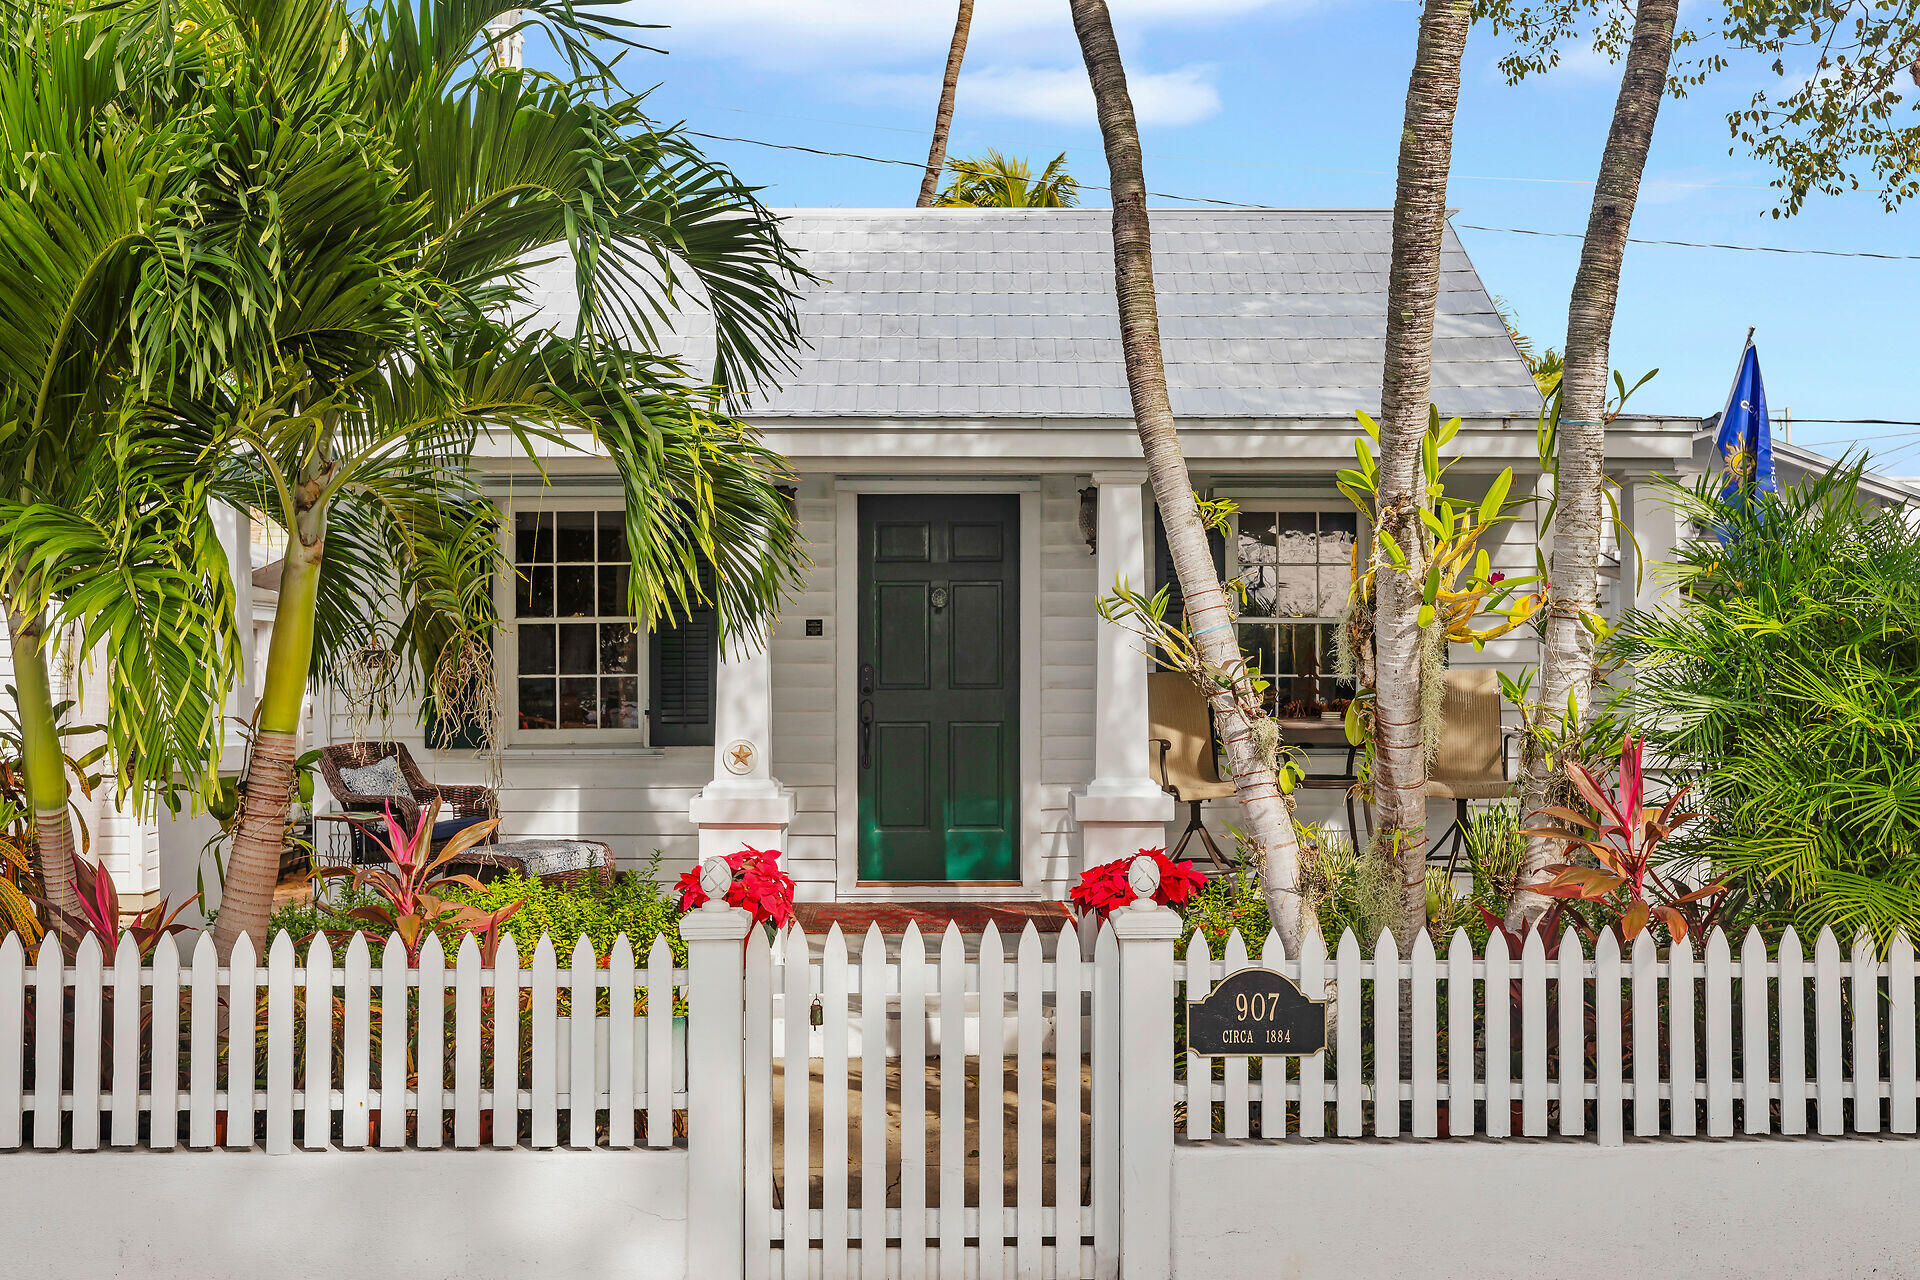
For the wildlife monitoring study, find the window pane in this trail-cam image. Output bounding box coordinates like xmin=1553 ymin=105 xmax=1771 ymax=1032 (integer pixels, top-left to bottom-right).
xmin=516 ymin=565 xmax=553 ymax=618
xmin=518 ymin=625 xmax=556 ymax=675
xmin=1243 ymin=566 xmax=1277 ymax=618
xmin=558 ymin=678 xmax=599 ymax=728
xmin=558 ymin=623 xmax=597 ymax=674
xmin=600 ymin=623 xmax=638 ymax=674
xmin=517 ymin=679 xmax=556 ymax=730
xmin=1236 ymin=625 xmax=1277 ymax=711
xmin=555 ymin=511 xmax=595 ymax=561
xmin=598 ymin=564 xmax=630 ymax=618
xmin=1318 ymin=565 xmax=1351 ymax=616
xmin=1319 ymin=511 xmax=1357 ymax=564
xmin=600 ymin=677 xmax=641 ymax=729
xmin=1274 ymin=511 xmax=1316 ymax=563
xmin=1236 ymin=510 xmax=1276 ymax=566
xmin=1273 ymin=566 xmax=1315 ymax=617
xmin=515 ymin=512 xmax=552 ymax=564
xmin=556 ymin=565 xmax=595 ymax=617
xmin=597 ymin=512 xmax=626 ymax=561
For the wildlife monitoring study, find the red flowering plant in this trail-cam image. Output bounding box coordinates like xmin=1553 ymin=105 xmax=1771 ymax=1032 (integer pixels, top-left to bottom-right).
xmin=675 ymin=846 xmax=797 ymax=928
xmin=1070 ymin=847 xmax=1207 ymax=921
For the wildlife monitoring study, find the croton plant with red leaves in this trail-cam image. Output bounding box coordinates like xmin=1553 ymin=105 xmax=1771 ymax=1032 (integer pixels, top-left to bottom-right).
xmin=1070 ymin=847 xmax=1207 ymax=921
xmin=675 ymin=846 xmax=797 ymax=928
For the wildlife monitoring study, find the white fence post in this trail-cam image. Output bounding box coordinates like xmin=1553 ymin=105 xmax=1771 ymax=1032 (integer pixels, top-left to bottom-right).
xmin=680 ymin=858 xmax=754 ymax=1280
xmin=1111 ymin=856 xmax=1180 ymax=1280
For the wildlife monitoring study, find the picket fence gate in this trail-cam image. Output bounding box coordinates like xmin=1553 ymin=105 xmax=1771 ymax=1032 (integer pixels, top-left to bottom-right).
xmin=749 ymin=919 xmax=1114 ymax=1280
xmin=1179 ymin=922 xmax=1920 ymax=1143
xmin=0 ymin=928 xmax=687 ymax=1152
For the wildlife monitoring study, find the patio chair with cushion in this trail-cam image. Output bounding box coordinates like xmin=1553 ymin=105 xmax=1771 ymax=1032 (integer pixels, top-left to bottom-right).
xmin=1424 ymin=668 xmax=1513 ymax=874
xmin=1148 ymin=672 xmax=1238 ymax=868
xmin=318 ymin=741 xmax=497 ymax=863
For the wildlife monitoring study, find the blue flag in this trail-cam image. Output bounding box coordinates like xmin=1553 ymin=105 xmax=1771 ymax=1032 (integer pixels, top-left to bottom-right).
xmin=1715 ymin=340 xmax=1776 ymax=509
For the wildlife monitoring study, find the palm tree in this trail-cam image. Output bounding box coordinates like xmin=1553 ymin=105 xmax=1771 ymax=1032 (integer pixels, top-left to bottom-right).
xmin=140 ymin=0 xmax=813 ymax=959
xmin=917 ymin=0 xmax=974 ymax=207
xmin=1068 ymin=0 xmax=1308 ymax=952
xmin=1511 ymin=0 xmax=1682 ymax=920
xmin=0 ymin=3 xmax=246 ymax=926
xmin=936 ymin=150 xmax=1081 ymax=208
xmin=1371 ymin=0 xmax=1474 ymax=946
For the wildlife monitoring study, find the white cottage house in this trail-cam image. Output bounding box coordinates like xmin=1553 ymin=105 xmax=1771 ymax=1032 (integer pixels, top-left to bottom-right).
xmin=126 ymin=207 xmax=1722 ymax=914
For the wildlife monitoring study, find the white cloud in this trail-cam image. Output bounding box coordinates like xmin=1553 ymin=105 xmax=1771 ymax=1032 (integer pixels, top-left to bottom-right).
xmin=860 ymin=63 xmax=1224 ymax=127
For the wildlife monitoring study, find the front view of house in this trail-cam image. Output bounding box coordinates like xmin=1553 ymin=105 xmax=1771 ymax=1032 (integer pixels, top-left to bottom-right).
xmin=332 ymin=208 xmax=1698 ymax=906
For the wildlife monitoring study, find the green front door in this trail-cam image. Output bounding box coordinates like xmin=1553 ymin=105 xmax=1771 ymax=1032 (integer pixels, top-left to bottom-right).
xmin=857 ymin=494 xmax=1020 ymax=882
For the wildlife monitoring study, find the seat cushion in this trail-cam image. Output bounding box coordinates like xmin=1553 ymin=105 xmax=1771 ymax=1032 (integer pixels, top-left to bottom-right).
xmin=432 ymin=814 xmax=491 ymax=845
xmin=1424 ymin=779 xmax=1512 ymax=801
xmin=338 ymin=755 xmax=414 ymax=802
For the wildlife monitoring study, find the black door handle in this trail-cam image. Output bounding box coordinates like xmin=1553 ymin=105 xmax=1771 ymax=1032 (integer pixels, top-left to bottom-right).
xmin=860 ymin=698 xmax=875 ymax=769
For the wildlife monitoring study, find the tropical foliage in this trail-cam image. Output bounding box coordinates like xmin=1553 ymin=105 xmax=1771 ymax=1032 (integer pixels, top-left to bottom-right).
xmin=312 ymin=800 xmax=517 ymax=965
xmin=1615 ymin=463 xmax=1920 ymax=945
xmin=936 ymin=150 xmax=1081 ymax=207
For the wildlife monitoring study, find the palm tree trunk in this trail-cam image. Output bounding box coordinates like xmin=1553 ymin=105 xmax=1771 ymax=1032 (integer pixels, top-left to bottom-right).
xmin=1373 ymin=0 xmax=1472 ymax=949
xmin=1069 ymin=0 xmax=1307 ymax=953
xmin=917 ymin=0 xmax=974 ymax=206
xmin=210 ymin=533 xmax=323 ymax=959
xmin=1511 ymin=0 xmax=1678 ymax=924
xmin=7 ymin=605 xmax=80 ymax=928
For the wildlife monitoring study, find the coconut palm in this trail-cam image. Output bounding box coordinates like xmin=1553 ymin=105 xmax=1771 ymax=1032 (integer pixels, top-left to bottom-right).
xmin=917 ymin=0 xmax=975 ymax=207
xmin=936 ymin=150 xmax=1081 ymax=208
xmin=116 ymin=0 xmax=813 ymax=958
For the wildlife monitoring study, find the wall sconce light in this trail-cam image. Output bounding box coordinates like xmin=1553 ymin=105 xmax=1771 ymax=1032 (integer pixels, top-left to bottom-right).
xmin=1077 ymin=486 xmax=1098 ymax=555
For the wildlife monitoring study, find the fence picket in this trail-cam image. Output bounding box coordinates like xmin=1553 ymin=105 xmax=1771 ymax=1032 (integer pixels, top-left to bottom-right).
xmin=860 ymin=925 xmax=888 ymax=1280
xmin=265 ymin=934 xmax=295 ymax=1154
xmin=604 ymin=934 xmax=634 ymax=1151
xmin=820 ymin=926 xmax=850 ymax=1280
xmin=1814 ymin=928 xmax=1843 ymax=1136
xmin=32 ymin=937 xmax=64 ymax=1150
xmin=67 ymin=936 xmax=102 ymax=1151
xmin=1520 ymin=929 xmax=1547 ymax=1136
xmin=492 ymin=935 xmax=521 ymax=1151
xmin=745 ymin=928 xmax=775 ymax=1280
xmin=1373 ymin=930 xmax=1400 ymax=1138
xmin=1183 ymin=932 xmax=1211 ymax=1142
xmin=1740 ymin=928 xmax=1771 ymax=1136
xmin=1851 ymin=932 xmax=1881 ymax=1135
xmin=417 ymin=936 xmax=446 ymax=1149
xmin=569 ymin=935 xmax=598 ymax=1149
xmin=1668 ymin=934 xmax=1697 ymax=1137
xmin=186 ymin=934 xmax=222 ymax=1148
xmin=1053 ymin=921 xmax=1083 ymax=1280
xmin=300 ymin=934 xmax=329 ymax=1151
xmin=530 ymin=935 xmax=558 ymax=1149
xmin=1446 ymin=929 xmax=1474 ymax=1137
xmin=1557 ymin=927 xmax=1584 ymax=1138
xmin=1411 ymin=932 xmax=1437 ymax=1138
xmin=1594 ymin=931 xmax=1622 ymax=1147
xmin=111 ymin=933 xmax=141 ymax=1147
xmin=1484 ymin=931 xmax=1511 ymax=1138
xmin=1704 ymin=929 xmax=1734 ymax=1137
xmin=1778 ymin=929 xmax=1807 ymax=1136
xmin=937 ymin=922 xmax=965 ymax=1280
xmin=979 ymin=920 xmax=1006 ymax=1280
xmin=454 ymin=935 xmax=483 ymax=1149
xmin=0 ymin=934 xmax=19 ymax=1148
xmin=1631 ymin=932 xmax=1658 ymax=1138
xmin=1334 ymin=930 xmax=1361 ymax=1137
xmin=1297 ymin=927 xmax=1327 ymax=1138
xmin=899 ymin=923 xmax=931 ymax=1280
xmin=227 ymin=934 xmax=258 ymax=1151
xmin=1891 ymin=931 xmax=1917 ymax=1135
xmin=1091 ymin=924 xmax=1119 ymax=1275
xmin=1015 ymin=924 xmax=1044 ymax=1279
xmin=646 ymin=934 xmax=674 ymax=1150
xmin=340 ymin=933 xmax=371 ymax=1149
xmin=1259 ymin=929 xmax=1287 ymax=1140
xmin=1222 ymin=930 xmax=1250 ymax=1139
xmin=782 ymin=925 xmax=813 ymax=1280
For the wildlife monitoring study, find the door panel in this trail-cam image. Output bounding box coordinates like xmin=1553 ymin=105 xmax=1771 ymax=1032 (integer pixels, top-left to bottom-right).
xmin=858 ymin=494 xmax=1020 ymax=882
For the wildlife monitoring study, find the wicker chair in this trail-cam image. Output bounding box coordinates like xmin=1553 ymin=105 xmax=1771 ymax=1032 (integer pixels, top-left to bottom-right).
xmin=317 ymin=741 xmax=497 ymax=863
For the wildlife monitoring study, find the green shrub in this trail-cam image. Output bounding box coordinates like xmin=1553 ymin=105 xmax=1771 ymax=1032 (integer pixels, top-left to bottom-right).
xmin=1180 ymin=825 xmax=1402 ymax=951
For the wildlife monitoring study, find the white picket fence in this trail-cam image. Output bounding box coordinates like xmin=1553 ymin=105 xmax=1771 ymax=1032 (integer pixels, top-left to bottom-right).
xmin=1179 ymin=924 xmax=1920 ymax=1144
xmin=0 ymin=928 xmax=686 ymax=1152
xmin=751 ymin=920 xmax=1113 ymax=1280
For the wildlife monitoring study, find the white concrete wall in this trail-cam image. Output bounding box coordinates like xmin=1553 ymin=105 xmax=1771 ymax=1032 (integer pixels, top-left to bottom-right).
xmin=0 ymin=1149 xmax=689 ymax=1279
xmin=1173 ymin=1137 xmax=1920 ymax=1279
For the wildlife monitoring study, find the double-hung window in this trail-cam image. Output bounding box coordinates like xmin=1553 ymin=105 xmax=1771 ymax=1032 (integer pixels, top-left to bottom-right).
xmin=1227 ymin=503 xmax=1360 ymax=716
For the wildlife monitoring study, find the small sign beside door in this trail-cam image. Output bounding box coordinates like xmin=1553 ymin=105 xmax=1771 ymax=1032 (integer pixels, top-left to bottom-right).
xmin=1186 ymin=967 xmax=1327 ymax=1057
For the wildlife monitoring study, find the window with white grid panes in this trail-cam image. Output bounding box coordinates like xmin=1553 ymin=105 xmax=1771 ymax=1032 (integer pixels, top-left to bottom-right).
xmin=511 ymin=509 xmax=642 ymax=734
xmin=1229 ymin=504 xmax=1360 ymax=716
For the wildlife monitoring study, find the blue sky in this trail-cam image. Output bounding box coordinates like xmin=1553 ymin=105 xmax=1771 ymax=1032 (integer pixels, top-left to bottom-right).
xmin=547 ymin=0 xmax=1916 ymax=470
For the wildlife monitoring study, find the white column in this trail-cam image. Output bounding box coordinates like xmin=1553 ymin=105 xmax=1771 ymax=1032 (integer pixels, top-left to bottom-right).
xmin=1622 ymin=472 xmax=1684 ymax=612
xmin=679 ymin=863 xmax=752 ymax=1280
xmin=1111 ymin=856 xmax=1180 ymax=1279
xmin=1072 ymin=473 xmax=1175 ymax=867
xmin=688 ymin=627 xmax=795 ymax=862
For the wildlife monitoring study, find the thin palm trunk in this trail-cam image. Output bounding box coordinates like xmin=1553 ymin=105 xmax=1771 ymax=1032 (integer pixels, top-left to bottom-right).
xmin=917 ymin=0 xmax=974 ymax=207
xmin=210 ymin=531 xmax=323 ymax=959
xmin=7 ymin=604 xmax=79 ymax=928
xmin=1373 ymin=0 xmax=1472 ymax=948
xmin=1069 ymin=0 xmax=1306 ymax=953
xmin=1511 ymin=0 xmax=1679 ymax=924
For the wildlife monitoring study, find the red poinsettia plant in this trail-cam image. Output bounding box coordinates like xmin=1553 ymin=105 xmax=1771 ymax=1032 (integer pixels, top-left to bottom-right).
xmin=675 ymin=846 xmax=797 ymax=928
xmin=1521 ymin=735 xmax=1725 ymax=943
xmin=1070 ymin=847 xmax=1207 ymax=921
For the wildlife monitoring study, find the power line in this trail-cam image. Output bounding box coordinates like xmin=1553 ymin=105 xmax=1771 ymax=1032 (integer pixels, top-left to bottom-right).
xmin=687 ymin=129 xmax=1920 ymax=262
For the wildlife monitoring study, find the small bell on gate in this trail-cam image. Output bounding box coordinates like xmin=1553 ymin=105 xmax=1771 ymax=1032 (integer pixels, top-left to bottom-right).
xmin=809 ymin=996 xmax=824 ymax=1028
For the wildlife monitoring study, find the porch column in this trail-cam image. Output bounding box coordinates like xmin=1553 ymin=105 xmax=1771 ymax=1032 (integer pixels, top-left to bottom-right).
xmin=1622 ymin=472 xmax=1685 ymax=612
xmin=688 ymin=627 xmax=795 ymax=861
xmin=1071 ymin=472 xmax=1175 ymax=869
